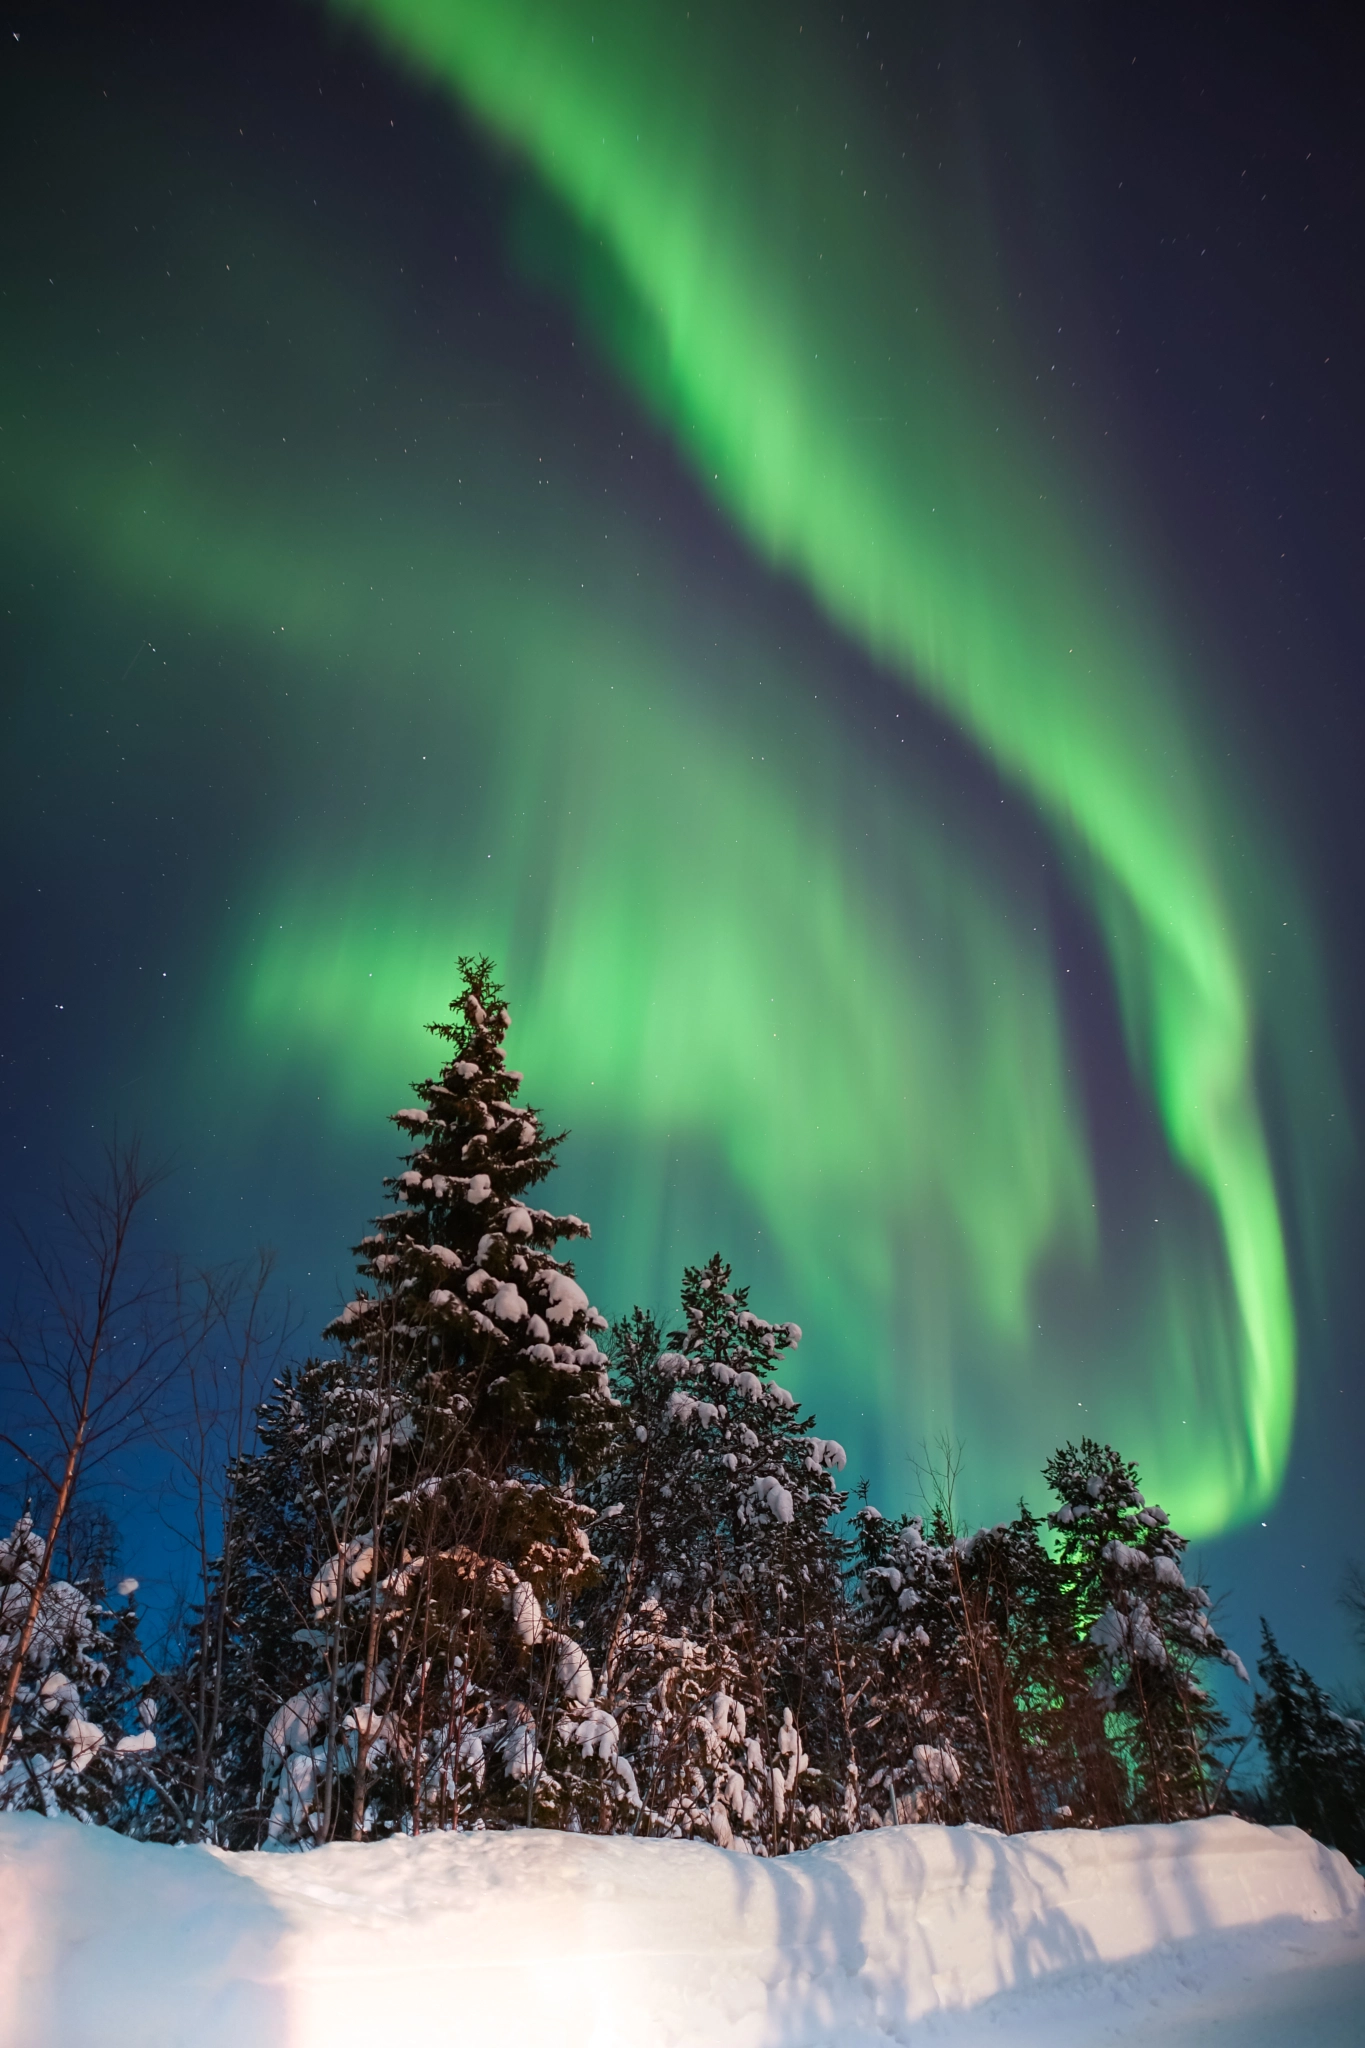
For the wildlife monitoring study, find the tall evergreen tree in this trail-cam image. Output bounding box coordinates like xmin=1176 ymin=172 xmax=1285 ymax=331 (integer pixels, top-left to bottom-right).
xmin=205 ymin=961 xmax=621 ymax=1845
xmin=1252 ymin=1622 xmax=1365 ymax=1866
xmin=1045 ymin=1439 xmax=1245 ymax=1821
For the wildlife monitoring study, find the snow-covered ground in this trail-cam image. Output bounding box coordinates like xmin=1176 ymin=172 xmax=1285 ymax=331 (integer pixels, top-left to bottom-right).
xmin=2 ymin=1812 xmax=1361 ymax=2047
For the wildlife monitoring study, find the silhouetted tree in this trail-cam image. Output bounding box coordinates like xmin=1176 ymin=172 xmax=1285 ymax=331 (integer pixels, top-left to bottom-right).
xmin=1252 ymin=1622 xmax=1365 ymax=1866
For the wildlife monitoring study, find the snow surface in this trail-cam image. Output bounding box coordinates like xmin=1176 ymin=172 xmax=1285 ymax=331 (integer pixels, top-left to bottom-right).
xmin=0 ymin=1813 xmax=1360 ymax=2047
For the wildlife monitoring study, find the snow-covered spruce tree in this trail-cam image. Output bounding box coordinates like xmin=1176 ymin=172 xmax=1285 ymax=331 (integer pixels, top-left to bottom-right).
xmin=0 ymin=1515 xmax=155 ymax=1822
xmin=579 ymin=1262 xmax=851 ymax=1854
xmin=851 ymin=1500 xmax=1122 ymax=1833
xmin=572 ymin=1306 xmax=740 ymax=1842
xmin=1044 ymin=1439 xmax=1245 ymax=1821
xmin=236 ymin=961 xmax=621 ymax=1845
xmin=1252 ymin=1622 xmax=1365 ymax=1865
xmin=849 ymin=1504 xmax=978 ymax=1828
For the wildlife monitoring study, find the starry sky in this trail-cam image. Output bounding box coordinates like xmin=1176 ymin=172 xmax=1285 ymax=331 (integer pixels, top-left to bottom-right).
xmin=2 ymin=0 xmax=1363 ymax=1688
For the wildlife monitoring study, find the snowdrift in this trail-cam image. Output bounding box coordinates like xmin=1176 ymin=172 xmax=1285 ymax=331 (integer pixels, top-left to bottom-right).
xmin=2 ymin=1812 xmax=1361 ymax=2047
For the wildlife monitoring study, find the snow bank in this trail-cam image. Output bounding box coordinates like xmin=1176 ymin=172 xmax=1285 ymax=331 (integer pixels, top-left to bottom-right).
xmin=1 ymin=1812 xmax=1360 ymax=2047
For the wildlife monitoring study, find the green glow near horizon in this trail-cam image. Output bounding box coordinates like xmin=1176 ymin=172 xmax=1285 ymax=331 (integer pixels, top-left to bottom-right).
xmin=319 ymin=0 xmax=1301 ymax=1517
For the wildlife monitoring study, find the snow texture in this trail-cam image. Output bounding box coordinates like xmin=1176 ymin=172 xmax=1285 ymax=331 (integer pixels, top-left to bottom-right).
xmin=1 ymin=1813 xmax=1360 ymax=2046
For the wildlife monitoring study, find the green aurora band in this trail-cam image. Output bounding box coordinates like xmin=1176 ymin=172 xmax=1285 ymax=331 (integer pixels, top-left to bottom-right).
xmin=1 ymin=5 xmax=1341 ymax=1535
xmin=316 ymin=0 xmax=1307 ymax=1520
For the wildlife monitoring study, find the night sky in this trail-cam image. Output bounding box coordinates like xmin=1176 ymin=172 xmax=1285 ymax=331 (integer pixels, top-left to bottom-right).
xmin=3 ymin=0 xmax=1363 ymax=1694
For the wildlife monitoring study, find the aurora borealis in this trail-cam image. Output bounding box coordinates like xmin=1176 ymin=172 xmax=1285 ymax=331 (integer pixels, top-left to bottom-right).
xmin=2 ymin=3 xmax=1362 ymax=1670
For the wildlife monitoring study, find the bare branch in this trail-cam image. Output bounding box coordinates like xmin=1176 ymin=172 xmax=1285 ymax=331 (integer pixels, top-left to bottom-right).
xmin=0 ymin=1138 xmax=180 ymax=1759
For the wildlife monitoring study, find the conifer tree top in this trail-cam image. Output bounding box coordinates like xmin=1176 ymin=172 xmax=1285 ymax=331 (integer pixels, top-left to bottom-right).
xmin=322 ymin=959 xmax=613 ymax=1494
xmin=381 ymin=956 xmax=582 ymax=1232
xmin=328 ymin=957 xmax=598 ymax=1333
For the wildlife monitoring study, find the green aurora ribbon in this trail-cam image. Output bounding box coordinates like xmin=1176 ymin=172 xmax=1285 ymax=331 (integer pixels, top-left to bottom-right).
xmin=319 ymin=0 xmax=1302 ymax=1519
xmin=2 ymin=3 xmax=1343 ymax=1535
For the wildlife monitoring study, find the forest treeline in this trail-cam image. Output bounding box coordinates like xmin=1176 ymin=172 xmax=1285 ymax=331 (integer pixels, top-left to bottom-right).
xmin=3 ymin=963 xmax=1363 ymax=1862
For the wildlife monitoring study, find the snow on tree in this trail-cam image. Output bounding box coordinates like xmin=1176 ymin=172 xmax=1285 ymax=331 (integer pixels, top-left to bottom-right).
xmin=0 ymin=1516 xmax=153 ymax=1823
xmin=850 ymin=1504 xmax=979 ymax=1828
xmin=215 ymin=960 xmax=620 ymax=1846
xmin=851 ymin=1498 xmax=1122 ymax=1833
xmin=580 ymin=1263 xmax=851 ymax=1854
xmin=1252 ymin=1621 xmax=1365 ymax=1866
xmin=1044 ymin=1439 xmax=1245 ymax=1822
